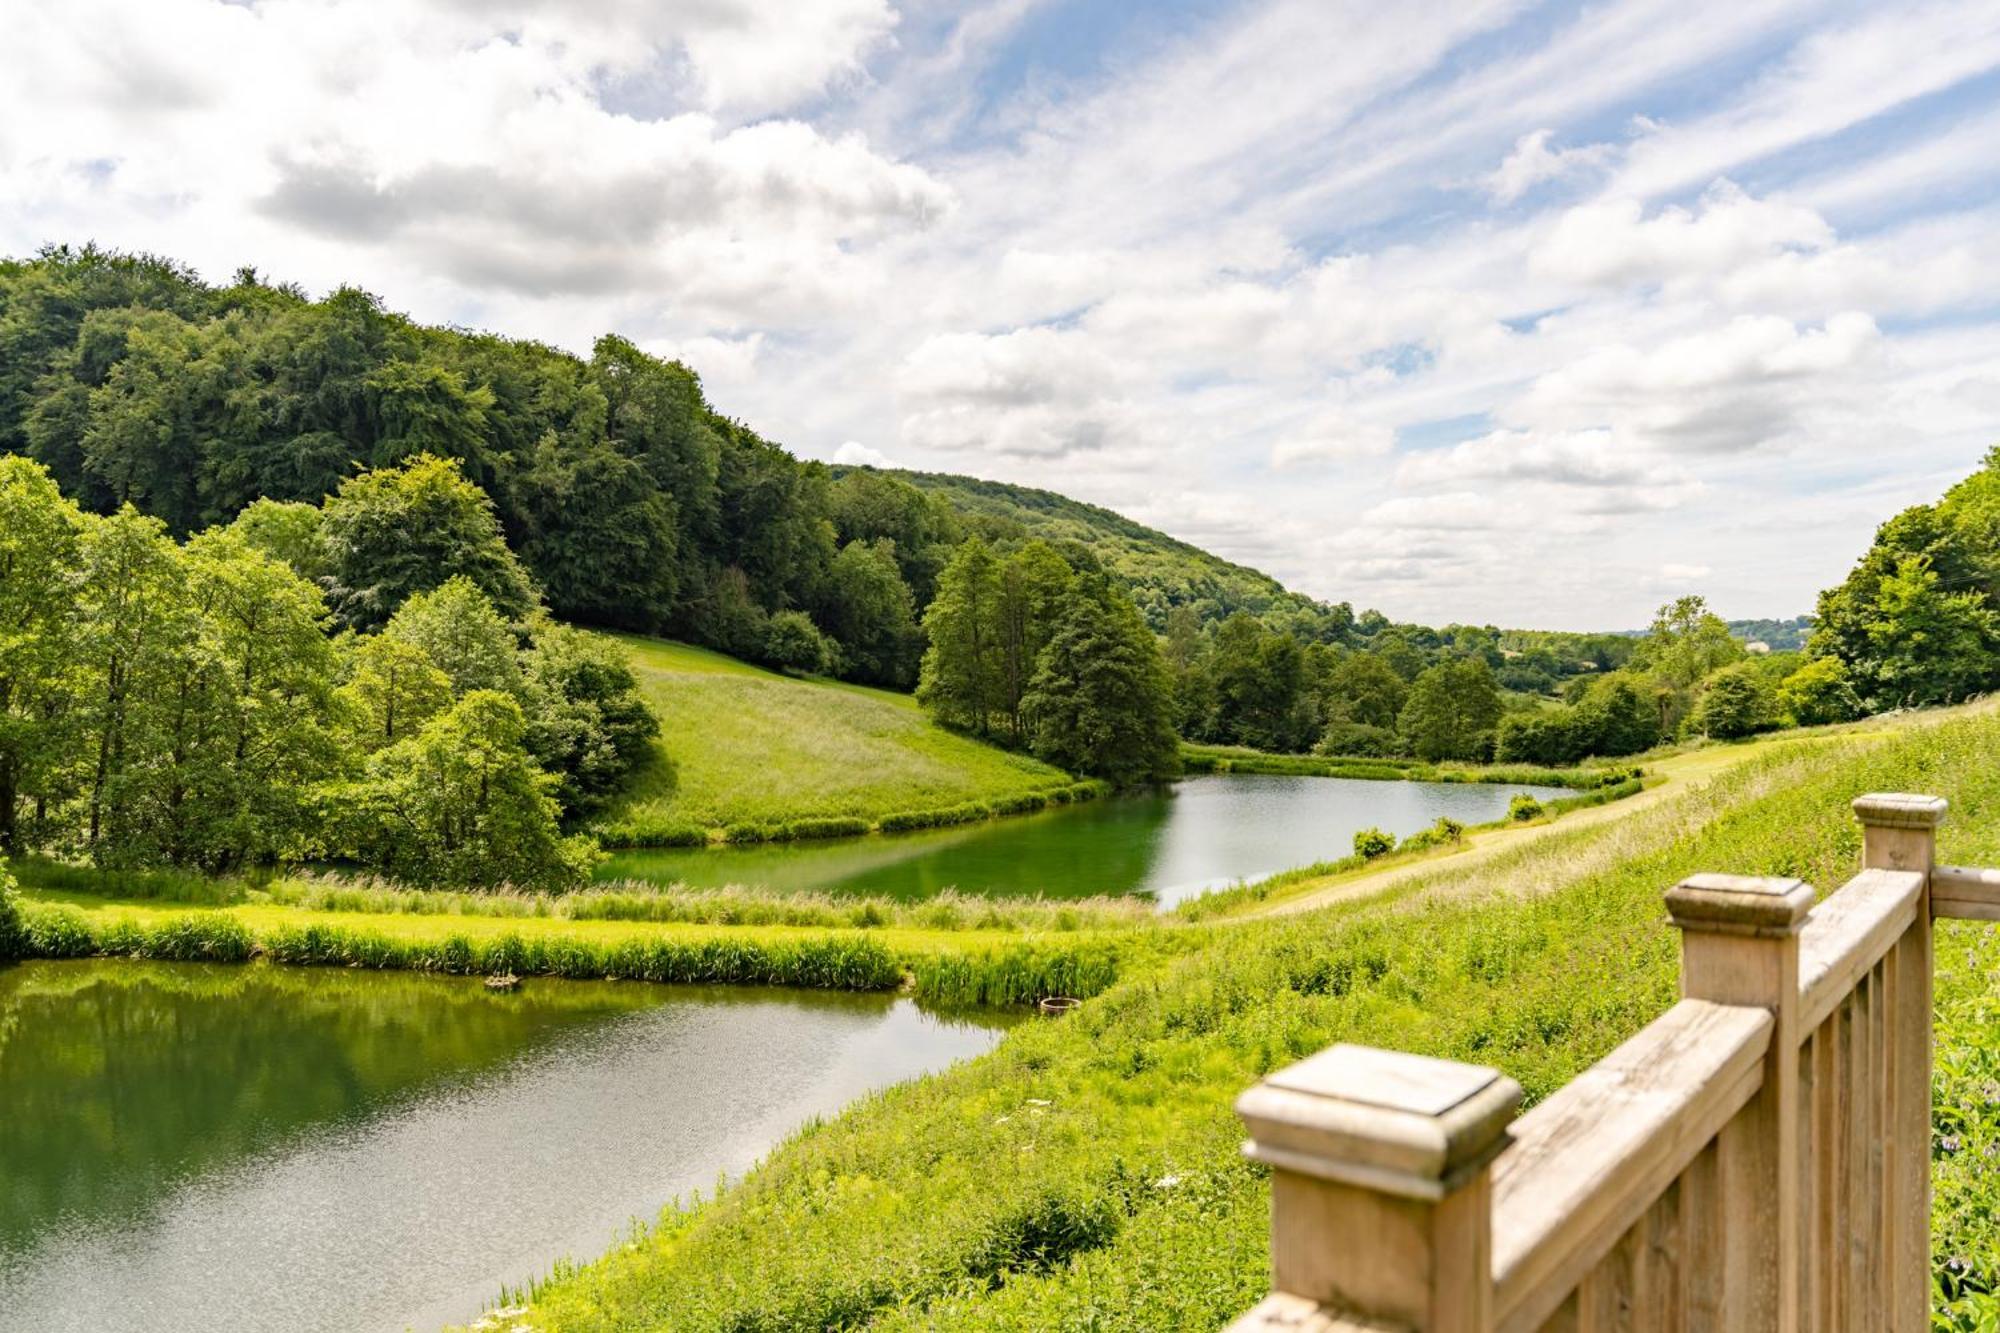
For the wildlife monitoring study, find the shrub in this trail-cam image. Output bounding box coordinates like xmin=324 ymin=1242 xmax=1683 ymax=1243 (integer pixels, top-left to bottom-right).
xmin=0 ymin=861 xmax=23 ymax=960
xmin=786 ymin=816 xmax=870 ymax=842
xmin=763 ymin=610 xmax=834 ymax=676
xmin=1398 ymin=817 xmax=1467 ymax=854
xmin=1509 ymin=794 xmax=1545 ymax=822
xmin=1314 ymin=721 xmax=1400 ymax=758
xmin=1353 ymin=827 xmax=1394 ymax=859
xmin=592 ymin=819 xmax=710 ymax=849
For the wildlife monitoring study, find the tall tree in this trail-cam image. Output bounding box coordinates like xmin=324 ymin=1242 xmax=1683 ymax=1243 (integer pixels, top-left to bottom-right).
xmin=1397 ymin=658 xmax=1502 ymax=762
xmin=0 ymin=457 xmax=85 ymax=850
xmin=1021 ymin=577 xmax=1180 ymax=786
xmin=317 ymin=454 xmax=539 ymax=631
xmin=994 ymin=541 xmax=1076 ymax=740
xmin=917 ymin=538 xmax=1004 ymax=734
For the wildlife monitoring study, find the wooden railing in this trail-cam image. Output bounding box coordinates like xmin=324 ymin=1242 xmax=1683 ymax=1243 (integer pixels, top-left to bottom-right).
xmin=1228 ymin=793 xmax=1997 ymax=1333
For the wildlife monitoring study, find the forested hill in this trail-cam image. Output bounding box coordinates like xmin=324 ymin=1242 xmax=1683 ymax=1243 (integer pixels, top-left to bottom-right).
xmin=865 ymin=469 xmax=1326 ymax=634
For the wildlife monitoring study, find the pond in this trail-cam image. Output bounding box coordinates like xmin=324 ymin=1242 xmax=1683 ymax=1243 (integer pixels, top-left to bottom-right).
xmin=0 ymin=960 xmax=1008 ymax=1333
xmin=601 ymin=774 xmax=1574 ymax=906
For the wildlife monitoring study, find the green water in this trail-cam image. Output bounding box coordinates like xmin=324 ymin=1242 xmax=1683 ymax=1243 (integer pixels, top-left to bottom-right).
xmin=0 ymin=960 xmax=1007 ymax=1332
xmin=603 ymin=774 xmax=1574 ymax=905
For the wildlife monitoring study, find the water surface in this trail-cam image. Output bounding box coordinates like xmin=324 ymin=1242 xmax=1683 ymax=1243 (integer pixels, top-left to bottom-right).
xmin=603 ymin=773 xmax=1572 ymax=905
xmin=0 ymin=960 xmax=1006 ymax=1332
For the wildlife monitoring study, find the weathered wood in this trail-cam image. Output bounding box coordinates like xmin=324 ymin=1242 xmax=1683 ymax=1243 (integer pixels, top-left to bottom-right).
xmin=1227 ymin=793 xmax=1969 ymax=1333
xmin=1228 ymin=1291 xmax=1412 ymax=1332
xmin=1236 ymin=1044 xmax=1519 ymax=1330
xmin=1665 ymin=871 xmax=1810 ymax=1333
xmin=1856 ymin=793 xmax=1942 ymax=1333
xmin=1796 ymin=868 xmax=1922 ymax=1031
xmin=1490 ymin=1001 xmax=1771 ymax=1333
xmin=1931 ymin=864 xmax=2000 ymax=920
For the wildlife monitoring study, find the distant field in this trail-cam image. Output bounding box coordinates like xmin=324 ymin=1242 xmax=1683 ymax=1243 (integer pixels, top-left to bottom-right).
xmin=602 ymin=636 xmax=1074 ymax=830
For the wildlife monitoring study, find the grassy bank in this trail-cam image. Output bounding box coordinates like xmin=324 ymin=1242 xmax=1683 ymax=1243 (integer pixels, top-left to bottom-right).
xmin=513 ymin=708 xmax=2000 ymax=1331
xmin=598 ymin=637 xmax=1077 ymax=844
xmin=1179 ymin=742 xmax=1639 ymax=789
xmin=11 ymin=872 xmax=1175 ymax=1010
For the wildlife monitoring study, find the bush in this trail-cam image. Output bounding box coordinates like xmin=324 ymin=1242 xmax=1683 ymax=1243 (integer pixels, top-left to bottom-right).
xmin=1780 ymin=656 xmax=1862 ymax=726
xmin=591 ymin=819 xmax=709 ymax=849
xmin=1687 ymin=664 xmax=1777 ymax=740
xmin=763 ymin=610 xmax=834 ymax=676
xmin=1398 ymin=817 xmax=1467 ymax=854
xmin=0 ymin=861 xmax=23 ymax=960
xmin=786 ymin=816 xmax=870 ymax=842
xmin=1508 ymin=794 xmax=1546 ymax=822
xmin=1353 ymin=827 xmax=1394 ymax=859
xmin=1315 ymin=721 xmax=1401 ymax=758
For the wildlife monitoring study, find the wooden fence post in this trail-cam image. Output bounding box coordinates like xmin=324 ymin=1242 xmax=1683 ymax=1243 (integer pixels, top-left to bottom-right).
xmin=1234 ymin=1042 xmax=1519 ymax=1331
xmin=1665 ymin=872 xmax=1813 ymax=1332
xmin=1854 ymin=793 xmax=1945 ymax=1333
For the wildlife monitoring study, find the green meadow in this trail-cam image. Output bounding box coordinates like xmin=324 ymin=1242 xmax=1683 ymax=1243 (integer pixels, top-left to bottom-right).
xmin=512 ymin=707 xmax=2000 ymax=1331
xmin=601 ymin=636 xmax=1076 ymax=837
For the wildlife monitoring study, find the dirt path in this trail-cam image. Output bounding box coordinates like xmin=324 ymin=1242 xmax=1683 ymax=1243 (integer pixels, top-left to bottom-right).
xmin=1242 ymin=732 xmax=1877 ymax=920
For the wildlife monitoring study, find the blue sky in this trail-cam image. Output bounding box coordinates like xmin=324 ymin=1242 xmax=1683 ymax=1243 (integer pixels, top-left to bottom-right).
xmin=5 ymin=0 xmax=1999 ymax=628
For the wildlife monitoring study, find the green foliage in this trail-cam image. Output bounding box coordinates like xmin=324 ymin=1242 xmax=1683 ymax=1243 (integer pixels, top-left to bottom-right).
xmin=1509 ymin=794 xmax=1545 ymax=822
xmin=1812 ymin=452 xmax=2000 ymax=711
xmin=1778 ymin=655 xmax=1861 ymax=726
xmin=1685 ymin=662 xmax=1777 ymax=740
xmin=1353 ymin=826 xmax=1393 ymax=859
xmin=1398 ymin=658 xmax=1502 ymax=762
xmin=1496 ymin=672 xmax=1661 ymax=765
xmin=332 ymin=691 xmax=598 ymax=890
xmin=520 ymin=624 xmax=660 ymax=816
xmin=762 ymin=609 xmax=834 ymax=676
xmin=1021 ymin=576 xmax=1180 ymax=786
xmin=1934 ymin=923 xmax=2000 ymax=1327
xmin=821 ymin=538 xmax=921 ymax=687
xmin=317 ymin=454 xmax=539 ymax=631
xmin=917 ymin=538 xmax=1004 ymax=733
xmin=0 ymin=860 xmax=23 ymax=959
xmin=0 ymin=456 xmax=86 ymax=852
xmin=383 ymin=575 xmax=525 ymax=696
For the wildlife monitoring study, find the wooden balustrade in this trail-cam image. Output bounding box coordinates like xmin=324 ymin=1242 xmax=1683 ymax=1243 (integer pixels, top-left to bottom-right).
xmin=1229 ymin=792 xmax=1973 ymax=1333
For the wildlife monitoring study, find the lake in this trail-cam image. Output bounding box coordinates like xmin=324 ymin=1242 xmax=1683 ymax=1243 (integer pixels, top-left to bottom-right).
xmin=601 ymin=774 xmax=1573 ymax=906
xmin=0 ymin=960 xmax=1008 ymax=1333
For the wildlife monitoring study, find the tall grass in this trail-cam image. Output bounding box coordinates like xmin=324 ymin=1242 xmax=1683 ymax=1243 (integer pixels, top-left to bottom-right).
xmin=517 ymin=714 xmax=2000 ymax=1331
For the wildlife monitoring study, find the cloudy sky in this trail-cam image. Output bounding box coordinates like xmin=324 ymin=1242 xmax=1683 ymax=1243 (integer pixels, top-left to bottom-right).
xmin=5 ymin=0 xmax=1998 ymax=629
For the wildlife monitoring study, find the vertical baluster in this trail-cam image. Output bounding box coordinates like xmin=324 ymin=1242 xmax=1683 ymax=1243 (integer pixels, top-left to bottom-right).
xmin=1853 ymin=793 xmax=1944 ymax=1333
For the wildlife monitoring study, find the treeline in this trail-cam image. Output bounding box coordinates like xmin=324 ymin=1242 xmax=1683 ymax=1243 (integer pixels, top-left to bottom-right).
xmin=0 ymin=454 xmax=656 ymax=888
xmin=0 ymin=245 xmax=969 ymax=691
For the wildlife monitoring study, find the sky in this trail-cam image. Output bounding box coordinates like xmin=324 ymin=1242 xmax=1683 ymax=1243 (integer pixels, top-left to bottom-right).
xmin=4 ymin=0 xmax=1999 ymax=630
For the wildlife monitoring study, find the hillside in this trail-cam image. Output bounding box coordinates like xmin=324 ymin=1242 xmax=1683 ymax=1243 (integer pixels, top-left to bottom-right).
xmin=600 ymin=636 xmax=1077 ymax=835
xmin=875 ymin=469 xmax=1329 ymax=633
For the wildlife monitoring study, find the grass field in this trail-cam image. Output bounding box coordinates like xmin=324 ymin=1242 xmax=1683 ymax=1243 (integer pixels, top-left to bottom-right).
xmin=513 ymin=706 xmax=2000 ymax=1331
xmin=602 ymin=636 xmax=1075 ymax=833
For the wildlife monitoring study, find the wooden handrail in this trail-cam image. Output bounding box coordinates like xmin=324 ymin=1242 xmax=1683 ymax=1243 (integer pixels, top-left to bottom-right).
xmin=1796 ymin=867 xmax=1923 ymax=1031
xmin=1489 ymin=1001 xmax=1772 ymax=1332
xmin=1228 ymin=792 xmax=1974 ymax=1333
xmin=1932 ymin=863 xmax=2000 ymax=920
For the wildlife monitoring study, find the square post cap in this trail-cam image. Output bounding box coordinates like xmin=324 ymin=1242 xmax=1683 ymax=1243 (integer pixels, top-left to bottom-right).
xmin=1237 ymin=1044 xmax=1521 ymax=1201
xmin=1852 ymin=793 xmax=1947 ymax=829
xmin=1665 ymin=873 xmax=1814 ymax=937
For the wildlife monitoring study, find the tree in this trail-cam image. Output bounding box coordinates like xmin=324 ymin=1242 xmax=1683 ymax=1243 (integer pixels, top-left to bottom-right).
xmin=820 ymin=540 xmax=919 ymax=688
xmin=763 ymin=610 xmax=834 ymax=676
xmin=338 ymin=634 xmax=453 ymax=751
xmin=1397 ymin=658 xmax=1502 ymax=762
xmin=1858 ymin=555 xmax=2000 ymax=708
xmin=1020 ymin=577 xmax=1179 ymax=786
xmin=1324 ymin=651 xmax=1407 ymax=731
xmin=0 ymin=859 xmax=23 ymax=960
xmin=335 ymin=690 xmax=596 ymax=889
xmin=382 ymin=577 xmax=524 ymax=697
xmin=1637 ymin=595 xmax=1744 ymax=691
xmin=1779 ymin=656 xmax=1862 ymax=726
xmin=1686 ymin=663 xmax=1776 ymax=740
xmin=226 ymin=498 xmax=328 ymax=583
xmin=917 ymin=538 xmax=1003 ymax=734
xmin=317 ymin=454 xmax=538 ymax=631
xmin=0 ymin=457 xmax=85 ymax=851
xmin=1209 ymin=613 xmax=1311 ymax=752
xmin=520 ymin=625 xmax=660 ymax=815
xmin=515 ymin=433 xmax=679 ymax=630
xmin=994 ymin=541 xmax=1076 ymax=740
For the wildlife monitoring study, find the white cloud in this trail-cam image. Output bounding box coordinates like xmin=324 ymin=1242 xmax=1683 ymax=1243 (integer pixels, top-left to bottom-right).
xmin=895 ymin=327 xmax=1137 ymax=457
xmin=1660 ymin=562 xmax=1712 ymax=581
xmin=1269 ymin=410 xmax=1396 ymax=468
xmin=1486 ymin=129 xmax=1613 ymax=203
xmin=833 ymin=439 xmax=893 ymax=467
xmin=1533 ymin=182 xmax=1833 ymax=289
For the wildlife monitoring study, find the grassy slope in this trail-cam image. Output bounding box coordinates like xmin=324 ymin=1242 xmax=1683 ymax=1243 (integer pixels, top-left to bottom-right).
xmin=604 ymin=636 xmax=1073 ymax=829
xmin=880 ymin=469 xmax=1321 ymax=631
xmin=520 ymin=707 xmax=2000 ymax=1331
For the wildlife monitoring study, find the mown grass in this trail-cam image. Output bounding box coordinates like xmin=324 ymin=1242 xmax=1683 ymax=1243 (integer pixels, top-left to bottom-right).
xmin=514 ymin=710 xmax=2000 ymax=1331
xmin=600 ymin=636 xmax=1075 ymax=836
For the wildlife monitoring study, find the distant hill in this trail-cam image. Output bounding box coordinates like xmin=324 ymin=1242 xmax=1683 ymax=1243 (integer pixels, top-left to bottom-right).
xmin=867 ymin=469 xmax=1330 ymax=633
xmin=1725 ymin=616 xmax=1812 ymax=651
